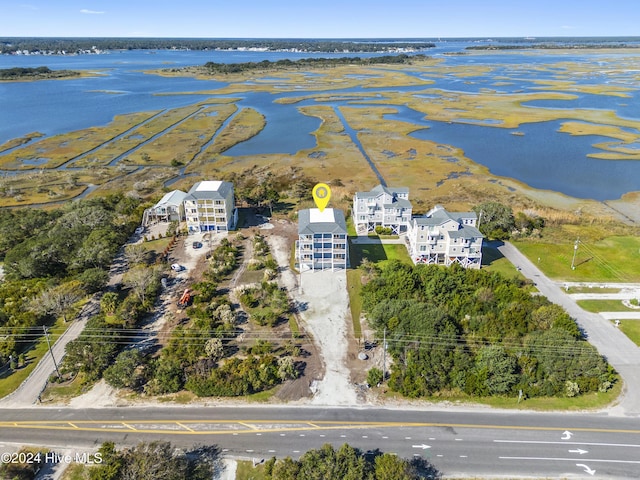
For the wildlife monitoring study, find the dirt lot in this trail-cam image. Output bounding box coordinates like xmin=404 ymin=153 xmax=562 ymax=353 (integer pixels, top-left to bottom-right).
xmin=58 ymin=210 xmax=372 ymax=407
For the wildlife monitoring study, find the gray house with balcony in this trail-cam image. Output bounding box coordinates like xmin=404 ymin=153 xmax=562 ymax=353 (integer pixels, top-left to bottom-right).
xmin=406 ymin=205 xmax=483 ymax=269
xmin=297 ymin=208 xmax=349 ymax=271
xmin=352 ymin=184 xmax=412 ymax=235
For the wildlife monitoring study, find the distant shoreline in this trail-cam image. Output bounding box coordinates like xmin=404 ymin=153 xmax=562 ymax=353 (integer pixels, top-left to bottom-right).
xmin=4 ymin=36 xmax=640 ymax=56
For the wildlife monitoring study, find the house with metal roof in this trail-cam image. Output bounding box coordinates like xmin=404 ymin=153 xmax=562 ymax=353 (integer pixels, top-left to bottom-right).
xmin=149 ymin=190 xmax=188 ymax=223
xmin=297 ymin=208 xmax=349 ymax=271
xmin=406 ymin=205 xmax=483 ymax=269
xmin=184 ymin=180 xmax=237 ymax=232
xmin=352 ymin=184 xmax=412 ymax=235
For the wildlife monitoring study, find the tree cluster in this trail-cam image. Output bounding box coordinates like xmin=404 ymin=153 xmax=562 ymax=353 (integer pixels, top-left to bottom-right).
xmin=0 ymin=66 xmax=80 ymax=80
xmin=264 ymin=443 xmax=439 ymax=480
xmin=473 ymin=202 xmax=545 ymax=240
xmin=0 ymin=195 xmax=141 ymax=367
xmin=361 ymin=261 xmax=614 ymax=398
xmin=87 ymin=441 xmax=220 ymax=480
xmin=202 ymin=54 xmax=426 ymax=74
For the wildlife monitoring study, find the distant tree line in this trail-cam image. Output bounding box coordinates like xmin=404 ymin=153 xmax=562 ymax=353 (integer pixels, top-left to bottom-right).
xmin=0 ymin=37 xmax=434 ymax=55
xmin=467 ymin=42 xmax=640 ymax=51
xmin=361 ymin=261 xmax=615 ymax=399
xmin=0 ymin=66 xmax=80 ymax=80
xmin=202 ymin=54 xmax=427 ymax=74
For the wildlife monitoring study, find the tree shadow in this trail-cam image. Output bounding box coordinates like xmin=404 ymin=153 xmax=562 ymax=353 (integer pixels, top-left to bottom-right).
xmin=481 ymin=240 xmax=506 ymax=267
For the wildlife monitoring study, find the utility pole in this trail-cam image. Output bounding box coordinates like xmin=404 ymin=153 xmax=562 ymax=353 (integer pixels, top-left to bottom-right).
xmin=43 ymin=326 xmax=61 ymax=378
xmin=382 ymin=327 xmax=387 ymax=381
xmin=571 ymin=237 xmax=580 ymax=270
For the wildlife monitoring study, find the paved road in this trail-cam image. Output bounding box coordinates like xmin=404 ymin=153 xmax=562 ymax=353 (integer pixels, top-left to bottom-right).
xmin=0 ymin=297 xmax=100 ymax=407
xmin=1 ymin=406 xmax=640 ymax=479
xmin=494 ymin=241 xmax=640 ymax=416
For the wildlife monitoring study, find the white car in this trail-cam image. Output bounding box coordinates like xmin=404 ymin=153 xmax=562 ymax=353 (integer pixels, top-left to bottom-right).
xmin=171 ymin=263 xmax=184 ymax=272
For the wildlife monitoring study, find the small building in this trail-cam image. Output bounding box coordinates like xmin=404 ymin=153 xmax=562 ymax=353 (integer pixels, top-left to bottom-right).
xmin=406 ymin=205 xmax=483 ymax=269
xmin=352 ymin=184 xmax=412 ymax=235
xmin=297 ymin=208 xmax=349 ymax=271
xmin=149 ymin=190 xmax=188 ymax=223
xmin=184 ymin=180 xmax=237 ymax=233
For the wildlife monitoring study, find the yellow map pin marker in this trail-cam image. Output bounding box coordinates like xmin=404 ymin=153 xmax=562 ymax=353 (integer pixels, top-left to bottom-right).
xmin=312 ymin=183 xmax=331 ymax=212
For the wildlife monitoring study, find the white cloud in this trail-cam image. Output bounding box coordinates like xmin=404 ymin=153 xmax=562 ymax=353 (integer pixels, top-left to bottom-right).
xmin=80 ymin=9 xmax=105 ymax=15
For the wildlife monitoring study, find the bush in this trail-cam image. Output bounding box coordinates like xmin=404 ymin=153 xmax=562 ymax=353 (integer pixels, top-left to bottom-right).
xmin=374 ymin=226 xmax=393 ymax=235
xmin=367 ymin=367 xmax=384 ymax=386
xmin=75 ymin=267 xmax=109 ymax=293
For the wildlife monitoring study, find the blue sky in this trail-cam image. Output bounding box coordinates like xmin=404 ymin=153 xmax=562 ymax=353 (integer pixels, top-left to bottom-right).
xmin=2 ymin=0 xmax=639 ymax=38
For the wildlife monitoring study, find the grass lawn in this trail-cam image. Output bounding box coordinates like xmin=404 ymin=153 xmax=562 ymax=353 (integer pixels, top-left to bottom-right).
xmin=0 ymin=317 xmax=67 ymax=400
xmin=143 ymin=236 xmax=173 ymax=254
xmin=235 ymin=460 xmax=266 ymax=480
xmin=42 ymin=372 xmax=92 ymax=403
xmin=618 ymin=320 xmax=640 ymax=347
xmin=349 ymin=241 xmax=412 ymax=268
xmin=568 ymin=286 xmax=621 ymax=294
xmin=577 ymin=299 xmax=637 ymax=313
xmin=481 ymin=245 xmax=524 ymax=279
xmin=346 ymin=269 xmax=363 ymax=339
xmin=288 ymin=314 xmax=301 ymax=337
xmin=514 ymin=235 xmax=640 ymax=282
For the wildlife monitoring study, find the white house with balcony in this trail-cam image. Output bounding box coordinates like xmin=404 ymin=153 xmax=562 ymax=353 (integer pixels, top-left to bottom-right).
xmin=353 ymin=184 xmax=412 ymax=235
xmin=149 ymin=190 xmax=188 ymax=223
xmin=184 ymin=180 xmax=237 ymax=233
xmin=406 ymin=205 xmax=483 ymax=269
xmin=296 ymin=208 xmax=349 ymax=271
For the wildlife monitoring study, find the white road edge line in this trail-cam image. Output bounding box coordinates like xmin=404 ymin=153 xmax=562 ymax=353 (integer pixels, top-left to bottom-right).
xmin=494 ymin=439 xmax=640 ymax=448
xmin=499 ymin=456 xmax=640 ymax=464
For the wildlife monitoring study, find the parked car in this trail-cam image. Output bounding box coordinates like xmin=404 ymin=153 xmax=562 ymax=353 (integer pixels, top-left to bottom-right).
xmin=192 ymin=241 xmax=202 ymax=249
xmin=171 ymin=263 xmax=184 ymax=272
xmin=135 ymin=227 xmax=144 ymax=234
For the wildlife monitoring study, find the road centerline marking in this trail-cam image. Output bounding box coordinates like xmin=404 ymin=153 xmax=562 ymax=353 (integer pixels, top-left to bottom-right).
xmin=176 ymin=422 xmax=194 ymax=432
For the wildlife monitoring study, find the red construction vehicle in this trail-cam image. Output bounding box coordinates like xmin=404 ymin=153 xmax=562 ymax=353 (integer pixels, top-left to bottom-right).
xmin=177 ymin=288 xmax=191 ymax=308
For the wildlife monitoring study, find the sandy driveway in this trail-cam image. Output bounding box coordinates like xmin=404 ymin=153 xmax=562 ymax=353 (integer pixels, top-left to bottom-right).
xmin=268 ymin=236 xmax=359 ymax=406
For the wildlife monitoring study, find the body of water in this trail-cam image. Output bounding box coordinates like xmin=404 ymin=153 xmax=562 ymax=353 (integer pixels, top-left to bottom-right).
xmin=2 ymin=42 xmax=640 ymax=201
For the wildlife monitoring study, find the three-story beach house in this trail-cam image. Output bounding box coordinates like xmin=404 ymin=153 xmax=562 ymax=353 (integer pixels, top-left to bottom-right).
xmin=297 ymin=208 xmax=349 ymax=271
xmin=406 ymin=205 xmax=483 ymax=269
xmin=184 ymin=180 xmax=237 ymax=233
xmin=352 ymin=184 xmax=412 ymax=235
